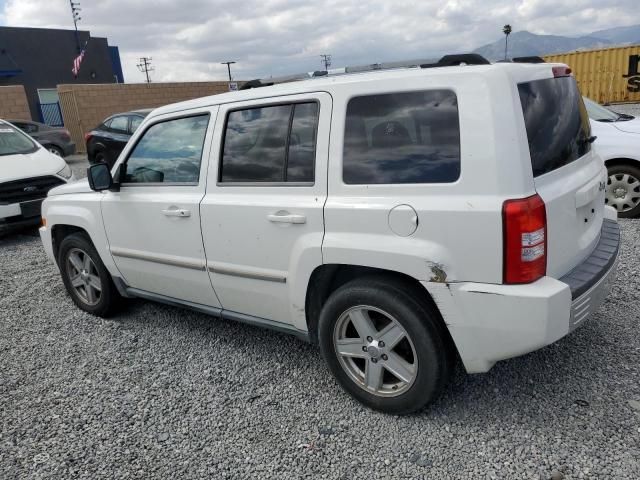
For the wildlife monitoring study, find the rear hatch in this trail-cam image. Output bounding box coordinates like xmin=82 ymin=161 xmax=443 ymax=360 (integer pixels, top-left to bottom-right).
xmin=518 ymin=71 xmax=607 ymax=278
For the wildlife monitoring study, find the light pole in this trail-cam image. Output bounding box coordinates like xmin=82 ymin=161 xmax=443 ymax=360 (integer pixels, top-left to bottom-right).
xmin=221 ymin=61 xmax=236 ymax=81
xmin=503 ymin=24 xmax=512 ymax=61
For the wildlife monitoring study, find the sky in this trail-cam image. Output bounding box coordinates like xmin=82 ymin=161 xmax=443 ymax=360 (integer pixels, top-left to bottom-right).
xmin=1 ymin=0 xmax=638 ymax=83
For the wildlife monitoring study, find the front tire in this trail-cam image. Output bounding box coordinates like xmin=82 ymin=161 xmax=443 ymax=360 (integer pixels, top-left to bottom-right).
xmin=318 ymin=277 xmax=452 ymax=414
xmin=58 ymin=233 xmax=122 ymax=317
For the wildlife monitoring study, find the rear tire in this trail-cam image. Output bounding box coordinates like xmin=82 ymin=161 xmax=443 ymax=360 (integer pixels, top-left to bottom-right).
xmin=318 ymin=276 xmax=452 ymax=414
xmin=606 ymin=163 xmax=640 ymax=218
xmin=58 ymin=233 xmax=122 ymax=317
xmin=94 ymin=151 xmax=108 ymax=167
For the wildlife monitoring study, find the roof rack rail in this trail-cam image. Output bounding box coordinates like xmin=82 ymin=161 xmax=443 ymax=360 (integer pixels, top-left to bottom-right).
xmin=240 ymin=53 xmax=491 ymax=90
xmin=421 ymin=54 xmax=490 ymax=68
xmin=512 ymin=56 xmax=546 ymax=64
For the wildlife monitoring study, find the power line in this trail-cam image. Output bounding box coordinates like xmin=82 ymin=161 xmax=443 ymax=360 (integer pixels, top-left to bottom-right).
xmin=136 ymin=57 xmax=154 ymax=83
xmin=320 ymin=54 xmax=332 ymax=70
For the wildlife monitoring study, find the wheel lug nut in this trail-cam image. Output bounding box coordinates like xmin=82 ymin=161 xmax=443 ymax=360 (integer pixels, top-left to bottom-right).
xmin=366 ymin=336 xmax=373 ymax=342
xmin=382 ymin=354 xmax=388 ymax=361
xmin=379 ymin=341 xmax=385 ymax=348
xmin=362 ymin=346 xmax=368 ymax=352
xmin=371 ymin=358 xmax=378 ymax=363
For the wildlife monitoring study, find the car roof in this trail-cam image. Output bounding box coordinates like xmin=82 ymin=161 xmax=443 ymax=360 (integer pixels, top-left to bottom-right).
xmin=106 ymin=109 xmax=153 ymax=121
xmin=6 ymin=119 xmax=50 ymax=127
xmin=151 ymin=61 xmax=561 ymax=118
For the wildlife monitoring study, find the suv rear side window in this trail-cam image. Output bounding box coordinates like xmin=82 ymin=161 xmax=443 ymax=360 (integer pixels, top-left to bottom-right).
xmin=220 ymin=102 xmax=319 ymax=183
xmin=518 ymin=76 xmax=591 ymax=177
xmin=343 ymin=90 xmax=460 ymax=184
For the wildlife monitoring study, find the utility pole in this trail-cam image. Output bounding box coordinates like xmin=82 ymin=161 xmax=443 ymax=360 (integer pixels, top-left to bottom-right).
xmin=69 ymin=0 xmax=82 ymax=53
xmin=137 ymin=57 xmax=154 ymax=83
xmin=320 ymin=54 xmax=332 ymax=71
xmin=221 ymin=61 xmax=236 ymax=81
xmin=503 ymin=24 xmax=512 ymax=61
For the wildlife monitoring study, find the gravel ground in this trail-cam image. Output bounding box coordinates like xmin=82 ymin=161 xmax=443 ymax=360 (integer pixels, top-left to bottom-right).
xmin=608 ymin=102 xmax=640 ymax=117
xmin=1 ymin=160 xmax=639 ymax=479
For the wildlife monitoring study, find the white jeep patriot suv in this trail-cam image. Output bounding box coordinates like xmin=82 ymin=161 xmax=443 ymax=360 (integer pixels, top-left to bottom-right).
xmin=40 ymin=54 xmax=620 ymax=414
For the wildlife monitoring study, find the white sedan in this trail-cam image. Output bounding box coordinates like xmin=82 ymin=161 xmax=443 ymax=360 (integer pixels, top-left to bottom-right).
xmin=0 ymin=119 xmax=74 ymax=233
xmin=584 ymin=97 xmax=640 ymax=218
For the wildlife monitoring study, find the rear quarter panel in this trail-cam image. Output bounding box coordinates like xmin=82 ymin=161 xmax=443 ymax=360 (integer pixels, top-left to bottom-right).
xmin=323 ymin=68 xmax=536 ymax=284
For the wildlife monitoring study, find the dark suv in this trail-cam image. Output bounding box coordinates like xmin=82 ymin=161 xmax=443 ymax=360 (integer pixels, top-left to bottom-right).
xmin=86 ymin=109 xmax=151 ymax=168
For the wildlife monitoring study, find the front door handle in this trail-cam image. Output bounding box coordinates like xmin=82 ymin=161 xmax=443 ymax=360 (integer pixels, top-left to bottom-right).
xmin=162 ymin=208 xmax=191 ymax=218
xmin=267 ymin=212 xmax=306 ymax=224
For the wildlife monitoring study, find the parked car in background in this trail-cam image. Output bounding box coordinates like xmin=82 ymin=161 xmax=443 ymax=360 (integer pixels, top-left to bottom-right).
xmin=8 ymin=119 xmax=76 ymax=158
xmin=583 ymin=96 xmax=640 ymax=218
xmin=86 ymin=109 xmax=152 ymax=168
xmin=0 ymin=119 xmax=74 ymax=233
xmin=40 ymin=57 xmax=619 ymax=414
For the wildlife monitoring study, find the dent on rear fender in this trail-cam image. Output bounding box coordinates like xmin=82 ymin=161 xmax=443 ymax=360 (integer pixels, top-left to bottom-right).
xmin=427 ymin=262 xmax=448 ymax=283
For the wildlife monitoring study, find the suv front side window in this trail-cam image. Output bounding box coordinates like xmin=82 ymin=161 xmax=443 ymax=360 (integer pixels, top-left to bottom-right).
xmin=343 ymin=90 xmax=461 ymax=184
xmin=123 ymin=114 xmax=210 ymax=184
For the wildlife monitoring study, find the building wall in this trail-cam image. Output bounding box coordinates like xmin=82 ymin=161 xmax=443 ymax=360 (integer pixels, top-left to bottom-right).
xmin=0 ymin=85 xmax=31 ymax=120
xmin=58 ymin=81 xmax=234 ymax=152
xmin=0 ymin=26 xmax=118 ymax=121
xmin=544 ymin=45 xmax=640 ymax=104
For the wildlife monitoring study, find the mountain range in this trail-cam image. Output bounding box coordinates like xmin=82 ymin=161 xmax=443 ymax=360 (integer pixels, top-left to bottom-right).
xmin=474 ymin=25 xmax=640 ymax=60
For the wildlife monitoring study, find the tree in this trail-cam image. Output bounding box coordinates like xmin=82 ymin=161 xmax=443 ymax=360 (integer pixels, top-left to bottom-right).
xmin=503 ymin=24 xmax=512 ymax=60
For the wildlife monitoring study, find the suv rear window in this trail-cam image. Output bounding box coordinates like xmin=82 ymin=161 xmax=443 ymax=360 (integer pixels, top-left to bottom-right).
xmin=518 ymin=76 xmax=591 ymax=177
xmin=343 ymin=90 xmax=460 ymax=184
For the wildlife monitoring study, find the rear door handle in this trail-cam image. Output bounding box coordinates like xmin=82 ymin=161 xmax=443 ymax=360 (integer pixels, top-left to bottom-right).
xmin=162 ymin=208 xmax=191 ymax=217
xmin=267 ymin=213 xmax=306 ymax=224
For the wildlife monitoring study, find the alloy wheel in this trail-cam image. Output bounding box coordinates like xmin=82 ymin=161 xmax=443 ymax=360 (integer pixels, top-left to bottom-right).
xmin=333 ymin=305 xmax=418 ymax=397
xmin=66 ymin=248 xmax=102 ymax=306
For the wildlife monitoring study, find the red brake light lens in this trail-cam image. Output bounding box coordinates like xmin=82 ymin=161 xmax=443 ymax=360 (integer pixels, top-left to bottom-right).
xmin=84 ymin=132 xmax=92 ymax=142
xmin=502 ymin=194 xmax=547 ymax=284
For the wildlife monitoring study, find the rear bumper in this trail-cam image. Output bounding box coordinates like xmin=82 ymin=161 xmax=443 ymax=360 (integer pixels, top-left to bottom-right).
xmin=428 ymin=219 xmax=620 ymax=373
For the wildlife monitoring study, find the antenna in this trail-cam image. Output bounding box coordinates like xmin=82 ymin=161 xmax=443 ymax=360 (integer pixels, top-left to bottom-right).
xmin=136 ymin=57 xmax=154 ymax=83
xmin=320 ymin=54 xmax=332 ymax=70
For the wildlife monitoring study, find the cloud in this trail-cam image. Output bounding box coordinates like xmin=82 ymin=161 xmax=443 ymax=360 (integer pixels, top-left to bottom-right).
xmin=2 ymin=0 xmax=638 ymax=83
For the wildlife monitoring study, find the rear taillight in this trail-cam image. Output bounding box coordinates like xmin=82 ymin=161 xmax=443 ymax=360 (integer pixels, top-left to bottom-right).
xmin=84 ymin=132 xmax=93 ymax=142
xmin=502 ymin=194 xmax=547 ymax=284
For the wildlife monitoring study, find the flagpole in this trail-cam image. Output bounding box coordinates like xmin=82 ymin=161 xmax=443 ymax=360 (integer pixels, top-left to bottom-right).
xmin=69 ymin=0 xmax=82 ymax=53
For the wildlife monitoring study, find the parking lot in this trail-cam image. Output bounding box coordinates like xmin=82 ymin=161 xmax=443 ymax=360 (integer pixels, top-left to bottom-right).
xmin=0 ymin=156 xmax=639 ymax=480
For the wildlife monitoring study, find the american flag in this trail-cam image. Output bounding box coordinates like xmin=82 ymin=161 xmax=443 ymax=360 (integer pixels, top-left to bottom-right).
xmin=72 ymin=42 xmax=88 ymax=77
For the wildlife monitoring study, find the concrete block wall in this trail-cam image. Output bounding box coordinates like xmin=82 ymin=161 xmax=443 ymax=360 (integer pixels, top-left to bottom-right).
xmin=57 ymin=81 xmax=235 ymax=152
xmin=0 ymin=85 xmax=32 ymax=120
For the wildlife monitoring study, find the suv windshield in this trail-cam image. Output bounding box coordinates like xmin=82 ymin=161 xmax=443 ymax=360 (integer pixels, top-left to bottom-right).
xmin=518 ymin=76 xmax=591 ymax=177
xmin=582 ymin=96 xmax=621 ymax=122
xmin=0 ymin=123 xmax=38 ymax=156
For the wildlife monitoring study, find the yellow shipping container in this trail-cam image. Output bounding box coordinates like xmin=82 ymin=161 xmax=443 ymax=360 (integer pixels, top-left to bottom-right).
xmin=544 ymin=45 xmax=640 ymax=104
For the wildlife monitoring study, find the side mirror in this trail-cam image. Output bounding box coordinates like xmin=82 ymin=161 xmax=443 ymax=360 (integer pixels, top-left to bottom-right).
xmin=87 ymin=163 xmax=113 ymax=191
